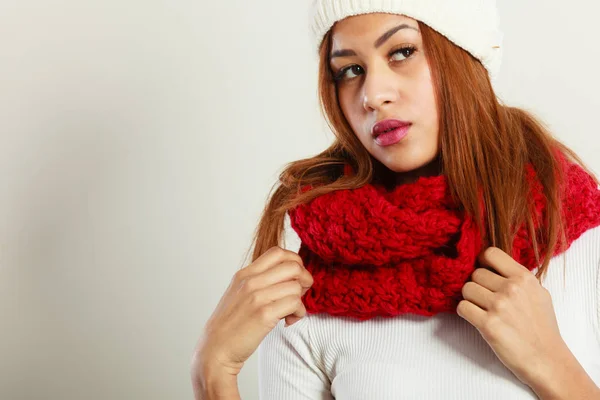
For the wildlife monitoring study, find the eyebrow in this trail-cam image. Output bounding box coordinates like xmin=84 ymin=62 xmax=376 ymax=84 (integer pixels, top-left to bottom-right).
xmin=330 ymin=23 xmax=419 ymax=59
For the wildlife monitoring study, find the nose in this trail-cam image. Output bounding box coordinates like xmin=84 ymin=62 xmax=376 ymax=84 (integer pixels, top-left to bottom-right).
xmin=362 ymin=66 xmax=399 ymax=112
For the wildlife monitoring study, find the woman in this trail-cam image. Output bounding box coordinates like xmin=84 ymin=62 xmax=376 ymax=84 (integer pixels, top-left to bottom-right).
xmin=191 ymin=1 xmax=600 ymax=399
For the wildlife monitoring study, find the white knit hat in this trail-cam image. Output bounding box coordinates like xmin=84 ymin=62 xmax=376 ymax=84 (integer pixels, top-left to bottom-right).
xmin=309 ymin=0 xmax=504 ymax=83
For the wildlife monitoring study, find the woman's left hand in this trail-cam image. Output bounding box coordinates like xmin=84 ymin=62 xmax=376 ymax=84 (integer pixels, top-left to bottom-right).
xmin=457 ymin=246 xmax=569 ymax=389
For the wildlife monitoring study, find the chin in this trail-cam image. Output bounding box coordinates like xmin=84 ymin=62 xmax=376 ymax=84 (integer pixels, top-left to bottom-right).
xmin=382 ymin=157 xmax=431 ymax=172
xmin=381 ymin=151 xmax=440 ymax=173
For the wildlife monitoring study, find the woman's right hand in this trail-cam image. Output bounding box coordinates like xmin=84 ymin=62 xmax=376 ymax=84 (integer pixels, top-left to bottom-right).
xmin=192 ymin=245 xmax=314 ymax=379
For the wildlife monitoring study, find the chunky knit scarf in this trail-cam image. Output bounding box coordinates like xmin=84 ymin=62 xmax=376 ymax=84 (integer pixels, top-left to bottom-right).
xmin=288 ymin=155 xmax=600 ymax=321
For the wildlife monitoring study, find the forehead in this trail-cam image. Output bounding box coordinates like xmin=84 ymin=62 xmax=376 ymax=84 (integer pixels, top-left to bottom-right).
xmin=331 ymin=13 xmax=420 ymax=45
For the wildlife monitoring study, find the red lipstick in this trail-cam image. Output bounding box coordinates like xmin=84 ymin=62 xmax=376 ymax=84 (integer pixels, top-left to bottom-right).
xmin=371 ymin=119 xmax=412 ymax=146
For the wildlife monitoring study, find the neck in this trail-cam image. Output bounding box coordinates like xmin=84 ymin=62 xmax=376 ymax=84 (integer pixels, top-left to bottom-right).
xmin=393 ymin=157 xmax=442 ymax=186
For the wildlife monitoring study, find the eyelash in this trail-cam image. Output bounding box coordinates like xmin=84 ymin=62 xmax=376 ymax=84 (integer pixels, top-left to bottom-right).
xmin=332 ymin=45 xmax=417 ymax=83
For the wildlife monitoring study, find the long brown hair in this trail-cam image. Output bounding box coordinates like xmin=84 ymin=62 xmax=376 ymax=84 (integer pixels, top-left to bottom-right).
xmin=241 ymin=21 xmax=598 ymax=282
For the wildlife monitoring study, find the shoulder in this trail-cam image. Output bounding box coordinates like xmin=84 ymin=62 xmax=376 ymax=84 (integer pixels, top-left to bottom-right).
xmin=258 ymin=313 xmax=328 ymax=375
xmin=257 ymin=315 xmax=333 ymax=398
xmin=259 ymin=315 xmax=312 ymax=357
xmin=565 ymin=224 xmax=600 ymax=262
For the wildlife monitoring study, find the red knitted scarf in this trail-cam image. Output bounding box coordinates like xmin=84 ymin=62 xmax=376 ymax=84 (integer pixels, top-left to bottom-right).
xmin=288 ymin=155 xmax=600 ymax=321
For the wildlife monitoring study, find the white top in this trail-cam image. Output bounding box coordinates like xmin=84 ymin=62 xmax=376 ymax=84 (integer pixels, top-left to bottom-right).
xmin=258 ymin=225 xmax=600 ymax=399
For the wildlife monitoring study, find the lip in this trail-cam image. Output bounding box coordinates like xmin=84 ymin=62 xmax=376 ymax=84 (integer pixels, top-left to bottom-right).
xmin=374 ymin=125 xmax=411 ymax=146
xmin=371 ymin=119 xmax=412 ymax=137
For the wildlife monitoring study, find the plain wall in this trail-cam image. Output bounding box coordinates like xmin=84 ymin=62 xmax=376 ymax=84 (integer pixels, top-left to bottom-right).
xmin=0 ymin=0 xmax=598 ymax=399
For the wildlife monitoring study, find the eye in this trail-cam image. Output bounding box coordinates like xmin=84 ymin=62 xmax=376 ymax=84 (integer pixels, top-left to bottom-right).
xmin=333 ymin=64 xmax=364 ymax=82
xmin=390 ymin=45 xmax=417 ymax=62
xmin=332 ymin=45 xmax=417 ymax=83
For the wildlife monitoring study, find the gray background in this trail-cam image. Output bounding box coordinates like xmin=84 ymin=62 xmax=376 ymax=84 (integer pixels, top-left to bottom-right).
xmin=0 ymin=0 xmax=598 ymax=399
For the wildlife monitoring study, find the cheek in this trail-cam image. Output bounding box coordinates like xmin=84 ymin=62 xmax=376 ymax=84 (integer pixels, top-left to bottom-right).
xmin=416 ymin=91 xmax=437 ymax=126
xmin=338 ymin=90 xmax=363 ymax=131
xmin=415 ymin=70 xmax=438 ymax=124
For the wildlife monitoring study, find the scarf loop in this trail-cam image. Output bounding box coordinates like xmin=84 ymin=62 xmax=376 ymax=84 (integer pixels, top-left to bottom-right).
xmin=288 ymin=155 xmax=600 ymax=320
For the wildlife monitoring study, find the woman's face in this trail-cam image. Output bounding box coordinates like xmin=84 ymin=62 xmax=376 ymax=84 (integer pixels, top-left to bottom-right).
xmin=329 ymin=13 xmax=440 ymax=178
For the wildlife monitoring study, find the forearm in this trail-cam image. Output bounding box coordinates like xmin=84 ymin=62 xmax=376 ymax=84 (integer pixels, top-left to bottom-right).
xmin=528 ymin=347 xmax=600 ymax=400
xmin=192 ymin=374 xmax=241 ymax=400
xmin=191 ymin=354 xmax=242 ymax=400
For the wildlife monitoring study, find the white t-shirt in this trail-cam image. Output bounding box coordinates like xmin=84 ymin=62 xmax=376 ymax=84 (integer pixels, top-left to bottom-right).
xmin=258 ymin=225 xmax=600 ymax=399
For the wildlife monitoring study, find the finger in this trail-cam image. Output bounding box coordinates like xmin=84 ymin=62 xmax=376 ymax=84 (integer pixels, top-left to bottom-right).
xmin=477 ymin=247 xmax=529 ymax=278
xmin=258 ymin=246 xmax=305 ymax=272
xmin=456 ymin=299 xmax=487 ymax=329
xmin=461 ymin=281 xmax=494 ymax=310
xmin=251 ymin=280 xmax=303 ymax=307
xmin=286 ymin=301 xmax=307 ymax=327
xmin=264 ymin=261 xmax=313 ymax=292
xmin=241 ymin=246 xmax=305 ymax=277
xmin=471 ymin=267 xmax=505 ymax=292
xmin=262 ymin=294 xmax=306 ymax=324
xmin=241 ymin=261 xmax=313 ymax=293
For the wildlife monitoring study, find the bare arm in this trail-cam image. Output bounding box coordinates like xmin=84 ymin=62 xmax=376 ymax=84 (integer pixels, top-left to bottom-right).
xmin=191 ymin=352 xmax=241 ymax=400
xmin=528 ymin=346 xmax=600 ymax=400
